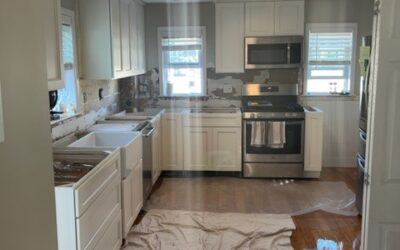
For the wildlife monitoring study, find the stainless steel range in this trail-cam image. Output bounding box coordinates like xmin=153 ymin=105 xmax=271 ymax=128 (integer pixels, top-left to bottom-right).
xmin=242 ymin=83 xmax=306 ymax=178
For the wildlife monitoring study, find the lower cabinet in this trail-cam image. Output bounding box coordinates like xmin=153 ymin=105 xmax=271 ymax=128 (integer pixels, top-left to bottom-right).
xmin=55 ymin=150 xmax=122 ymax=250
xmin=162 ymin=114 xmax=183 ymax=170
xmin=122 ymin=160 xmax=143 ymax=238
xmin=183 ymin=126 xmax=241 ymax=171
xmin=212 ymin=127 xmax=242 ymax=171
xmin=183 ymin=127 xmax=213 ymax=170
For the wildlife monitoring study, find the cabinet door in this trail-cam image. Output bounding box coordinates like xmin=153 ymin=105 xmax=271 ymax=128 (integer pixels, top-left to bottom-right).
xmin=129 ymin=0 xmax=139 ymax=73
xmin=120 ymin=0 xmax=132 ymax=74
xmin=245 ymin=1 xmax=275 ymax=36
xmin=212 ymin=128 xmax=242 ymax=171
xmin=131 ymin=159 xmax=143 ymax=220
xmin=46 ymin=0 xmax=64 ymax=90
xmin=183 ymin=127 xmax=213 ymax=170
xmin=215 ymin=3 xmax=245 ymax=73
xmin=111 ymin=0 xmax=123 ymax=76
xmin=121 ymin=173 xmax=134 ymax=237
xmin=137 ymin=2 xmax=146 ymax=74
xmin=162 ymin=115 xmax=183 ymax=170
xmin=274 ymin=1 xmax=304 ymax=36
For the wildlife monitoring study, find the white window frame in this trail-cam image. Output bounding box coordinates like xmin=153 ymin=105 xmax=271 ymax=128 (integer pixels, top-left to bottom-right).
xmin=304 ymin=23 xmax=358 ymax=96
xmin=158 ymin=26 xmax=207 ymax=97
xmin=61 ymin=8 xmax=81 ymax=112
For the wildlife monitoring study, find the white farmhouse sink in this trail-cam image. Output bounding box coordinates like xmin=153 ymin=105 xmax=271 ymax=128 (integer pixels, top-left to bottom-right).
xmin=68 ymin=131 xmax=142 ymax=178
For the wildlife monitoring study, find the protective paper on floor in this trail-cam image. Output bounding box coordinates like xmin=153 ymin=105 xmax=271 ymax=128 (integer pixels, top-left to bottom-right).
xmin=124 ymin=209 xmax=295 ymax=250
xmin=144 ymin=178 xmax=358 ymax=216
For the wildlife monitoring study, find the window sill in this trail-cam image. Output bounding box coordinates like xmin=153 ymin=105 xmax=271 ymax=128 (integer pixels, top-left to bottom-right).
xmin=50 ymin=113 xmax=82 ymax=127
xmin=299 ymin=94 xmax=358 ymax=101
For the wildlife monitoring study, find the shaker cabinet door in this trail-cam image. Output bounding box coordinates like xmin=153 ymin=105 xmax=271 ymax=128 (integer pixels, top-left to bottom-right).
xmin=245 ymin=1 xmax=275 ymax=36
xmin=274 ymin=1 xmax=305 ymax=36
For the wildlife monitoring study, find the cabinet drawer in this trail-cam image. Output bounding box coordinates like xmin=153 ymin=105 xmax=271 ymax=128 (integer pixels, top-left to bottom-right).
xmin=93 ymin=210 xmax=122 ymax=250
xmin=182 ymin=115 xmax=241 ymax=127
xmin=75 ymin=151 xmax=121 ymax=217
xmin=76 ymin=175 xmax=121 ymax=250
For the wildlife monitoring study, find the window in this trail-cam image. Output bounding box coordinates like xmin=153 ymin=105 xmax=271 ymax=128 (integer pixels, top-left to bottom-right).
xmin=158 ymin=27 xmax=206 ymax=96
xmin=54 ymin=9 xmax=79 ymax=115
xmin=305 ymin=23 xmax=357 ymax=95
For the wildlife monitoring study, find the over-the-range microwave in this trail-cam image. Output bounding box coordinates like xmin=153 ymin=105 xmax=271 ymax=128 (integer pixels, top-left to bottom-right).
xmin=245 ymin=36 xmax=303 ymax=69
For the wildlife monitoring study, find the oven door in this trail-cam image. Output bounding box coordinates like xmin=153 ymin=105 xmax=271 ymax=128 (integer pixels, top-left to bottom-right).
xmin=243 ymin=118 xmax=304 ymax=163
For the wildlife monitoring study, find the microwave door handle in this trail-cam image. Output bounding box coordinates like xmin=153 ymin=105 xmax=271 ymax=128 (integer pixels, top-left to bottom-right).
xmin=287 ymin=44 xmax=291 ymax=64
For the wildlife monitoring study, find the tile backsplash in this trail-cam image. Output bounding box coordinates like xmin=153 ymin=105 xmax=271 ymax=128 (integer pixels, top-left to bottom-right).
xmin=118 ymin=67 xmax=301 ymax=111
xmin=51 ymin=79 xmax=119 ymax=140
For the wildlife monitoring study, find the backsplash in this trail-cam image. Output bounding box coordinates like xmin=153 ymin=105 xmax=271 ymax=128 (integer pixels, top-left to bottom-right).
xmin=118 ymin=67 xmax=301 ymax=111
xmin=51 ymin=79 xmax=119 ymax=140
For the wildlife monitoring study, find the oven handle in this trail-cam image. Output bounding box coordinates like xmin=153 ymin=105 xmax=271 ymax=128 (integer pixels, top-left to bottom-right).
xmin=245 ymin=120 xmax=304 ymax=125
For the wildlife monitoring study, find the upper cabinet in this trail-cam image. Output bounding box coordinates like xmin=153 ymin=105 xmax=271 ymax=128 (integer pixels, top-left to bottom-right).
xmin=79 ymin=0 xmax=146 ymax=80
xmin=245 ymin=1 xmax=275 ymax=36
xmin=215 ymin=2 xmax=245 ymax=73
xmin=274 ymin=1 xmax=304 ymax=36
xmin=46 ymin=0 xmax=64 ymax=90
xmin=245 ymin=0 xmax=305 ymax=36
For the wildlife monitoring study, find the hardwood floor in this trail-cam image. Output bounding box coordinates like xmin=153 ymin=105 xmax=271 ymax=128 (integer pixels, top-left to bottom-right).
xmin=135 ymin=167 xmax=361 ymax=250
xmin=291 ymin=168 xmax=361 ymax=250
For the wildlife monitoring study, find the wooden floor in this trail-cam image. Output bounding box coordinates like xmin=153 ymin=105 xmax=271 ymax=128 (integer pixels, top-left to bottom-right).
xmin=136 ymin=167 xmax=361 ymax=250
xmin=291 ymin=168 xmax=361 ymax=250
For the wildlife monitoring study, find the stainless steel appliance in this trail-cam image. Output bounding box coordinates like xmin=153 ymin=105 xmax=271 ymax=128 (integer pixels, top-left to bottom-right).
xmin=141 ymin=123 xmax=154 ymax=200
xmin=356 ymin=36 xmax=372 ymax=214
xmin=242 ymin=83 xmax=308 ymax=178
xmin=245 ymin=36 xmax=303 ymax=69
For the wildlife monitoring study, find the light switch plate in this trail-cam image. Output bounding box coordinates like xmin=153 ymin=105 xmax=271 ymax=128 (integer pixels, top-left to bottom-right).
xmin=0 ymin=81 xmax=4 ymax=143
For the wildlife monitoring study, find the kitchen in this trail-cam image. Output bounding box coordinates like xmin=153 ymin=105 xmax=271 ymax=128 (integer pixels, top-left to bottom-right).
xmin=1 ymin=0 xmax=399 ymax=250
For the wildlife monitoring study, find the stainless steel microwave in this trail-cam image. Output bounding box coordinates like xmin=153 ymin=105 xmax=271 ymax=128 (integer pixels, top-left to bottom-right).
xmin=245 ymin=36 xmax=303 ymax=69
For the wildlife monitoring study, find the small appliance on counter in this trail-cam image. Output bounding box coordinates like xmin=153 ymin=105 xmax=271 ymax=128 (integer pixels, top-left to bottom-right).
xmin=49 ymin=90 xmax=63 ymax=121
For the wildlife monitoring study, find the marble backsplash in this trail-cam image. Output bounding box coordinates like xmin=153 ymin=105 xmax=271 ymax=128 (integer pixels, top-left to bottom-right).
xmin=119 ymin=67 xmax=301 ymax=111
xmin=51 ymin=79 xmax=119 ymax=140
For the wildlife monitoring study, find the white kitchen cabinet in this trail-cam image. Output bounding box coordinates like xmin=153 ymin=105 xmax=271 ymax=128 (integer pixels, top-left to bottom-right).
xmin=79 ymin=0 xmax=145 ymax=80
xmin=131 ymin=159 xmax=143 ymax=222
xmin=274 ymin=1 xmax=304 ymax=36
xmin=55 ymin=150 xmax=122 ymax=250
xmin=212 ymin=128 xmax=242 ymax=171
xmin=182 ymin=113 xmax=242 ymax=171
xmin=304 ymin=107 xmax=323 ymax=173
xmin=245 ymin=1 xmax=275 ymax=36
xmin=183 ymin=127 xmax=213 ymax=170
xmin=215 ymin=2 xmax=245 ymax=73
xmin=121 ymin=172 xmax=134 ymax=237
xmin=162 ymin=114 xmax=183 ymax=171
xmin=135 ymin=1 xmax=146 ymax=74
xmin=46 ymin=0 xmax=64 ymax=90
xmin=120 ymin=152 xmax=143 ymax=238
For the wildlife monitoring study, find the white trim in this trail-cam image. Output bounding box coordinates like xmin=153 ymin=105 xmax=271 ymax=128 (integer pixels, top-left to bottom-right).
xmin=304 ymin=23 xmax=358 ymax=96
xmin=158 ymin=26 xmax=207 ymax=97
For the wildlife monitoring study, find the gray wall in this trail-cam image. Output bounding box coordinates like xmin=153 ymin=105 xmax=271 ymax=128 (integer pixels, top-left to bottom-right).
xmin=144 ymin=0 xmax=374 ymax=86
xmin=0 ymin=0 xmax=58 ymax=249
xmin=145 ymin=2 xmax=215 ymax=69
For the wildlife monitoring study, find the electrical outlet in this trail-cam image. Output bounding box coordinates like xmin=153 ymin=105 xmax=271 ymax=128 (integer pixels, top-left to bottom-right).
xmin=0 ymin=81 xmax=4 ymax=143
xmin=223 ymin=84 xmax=233 ymax=94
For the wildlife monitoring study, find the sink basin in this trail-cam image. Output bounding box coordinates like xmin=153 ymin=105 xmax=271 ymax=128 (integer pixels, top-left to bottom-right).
xmin=68 ymin=131 xmax=142 ymax=178
xmin=190 ymin=108 xmax=238 ymax=114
